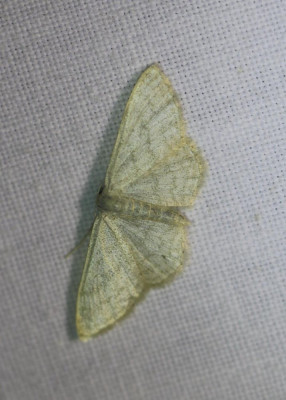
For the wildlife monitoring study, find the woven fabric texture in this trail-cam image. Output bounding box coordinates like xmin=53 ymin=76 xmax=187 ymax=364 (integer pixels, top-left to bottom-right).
xmin=1 ymin=1 xmax=285 ymax=399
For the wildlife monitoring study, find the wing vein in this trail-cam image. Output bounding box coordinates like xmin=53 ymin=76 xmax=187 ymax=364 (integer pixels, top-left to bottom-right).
xmin=104 ymin=216 xmax=141 ymax=296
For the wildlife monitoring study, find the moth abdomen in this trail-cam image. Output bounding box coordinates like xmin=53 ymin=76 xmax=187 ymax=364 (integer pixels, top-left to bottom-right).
xmin=97 ymin=193 xmax=187 ymax=225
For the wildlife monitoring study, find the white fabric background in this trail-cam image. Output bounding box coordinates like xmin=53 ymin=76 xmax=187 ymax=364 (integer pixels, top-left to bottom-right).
xmin=1 ymin=1 xmax=285 ymax=399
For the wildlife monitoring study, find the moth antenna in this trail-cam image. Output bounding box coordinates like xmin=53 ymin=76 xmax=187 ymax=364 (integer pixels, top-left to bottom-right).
xmin=64 ymin=223 xmax=94 ymax=259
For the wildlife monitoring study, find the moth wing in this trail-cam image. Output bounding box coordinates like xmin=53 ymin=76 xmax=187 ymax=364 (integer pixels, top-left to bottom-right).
xmin=104 ymin=64 xmax=205 ymax=207
xmin=76 ymin=214 xmax=144 ymax=341
xmin=109 ymin=214 xmax=187 ymax=285
xmin=123 ymin=138 xmax=204 ymax=207
xmin=76 ymin=211 xmax=187 ymax=340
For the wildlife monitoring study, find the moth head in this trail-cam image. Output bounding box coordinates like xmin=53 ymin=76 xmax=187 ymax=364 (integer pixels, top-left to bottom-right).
xmin=98 ymin=184 xmax=104 ymax=196
xmin=96 ymin=184 xmax=105 ymax=207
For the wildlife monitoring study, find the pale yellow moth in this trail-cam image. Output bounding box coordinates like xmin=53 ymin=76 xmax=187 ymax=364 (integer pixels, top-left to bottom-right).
xmin=76 ymin=64 xmax=205 ymax=341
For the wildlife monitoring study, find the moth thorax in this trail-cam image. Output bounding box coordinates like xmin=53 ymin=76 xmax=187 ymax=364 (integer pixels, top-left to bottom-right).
xmin=96 ymin=192 xmax=122 ymax=213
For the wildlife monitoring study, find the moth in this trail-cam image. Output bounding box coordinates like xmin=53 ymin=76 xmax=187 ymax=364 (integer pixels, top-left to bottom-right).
xmin=76 ymin=64 xmax=205 ymax=341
